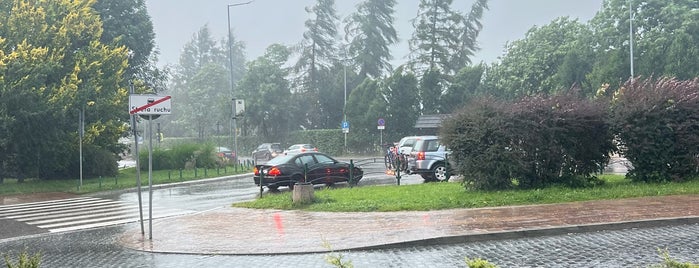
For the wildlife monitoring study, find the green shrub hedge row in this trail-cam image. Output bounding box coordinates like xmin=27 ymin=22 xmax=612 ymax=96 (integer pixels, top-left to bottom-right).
xmin=442 ymin=77 xmax=699 ymax=190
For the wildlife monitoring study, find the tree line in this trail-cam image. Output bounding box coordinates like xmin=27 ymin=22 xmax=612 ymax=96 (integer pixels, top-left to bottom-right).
xmin=1 ymin=0 xmax=698 ymax=180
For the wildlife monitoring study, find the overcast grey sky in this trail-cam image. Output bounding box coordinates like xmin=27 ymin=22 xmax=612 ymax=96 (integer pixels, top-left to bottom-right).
xmin=145 ymin=0 xmax=604 ymax=67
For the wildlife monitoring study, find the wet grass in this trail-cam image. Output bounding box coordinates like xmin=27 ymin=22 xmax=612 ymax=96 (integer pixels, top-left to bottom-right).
xmin=0 ymin=165 xmax=253 ymax=196
xmin=233 ymin=175 xmax=699 ymax=212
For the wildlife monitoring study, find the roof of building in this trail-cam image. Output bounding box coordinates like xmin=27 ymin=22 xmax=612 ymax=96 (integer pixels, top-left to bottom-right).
xmin=414 ymin=114 xmax=451 ymax=129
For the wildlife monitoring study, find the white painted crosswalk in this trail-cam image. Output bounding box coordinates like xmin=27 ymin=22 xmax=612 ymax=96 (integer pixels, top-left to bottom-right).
xmin=0 ymin=197 xmax=194 ymax=233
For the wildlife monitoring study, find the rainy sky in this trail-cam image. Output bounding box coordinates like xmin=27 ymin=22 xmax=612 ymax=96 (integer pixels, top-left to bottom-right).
xmin=145 ymin=0 xmax=604 ymax=67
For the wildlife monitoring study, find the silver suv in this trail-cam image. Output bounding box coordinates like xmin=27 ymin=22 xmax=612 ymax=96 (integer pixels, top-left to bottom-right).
xmin=406 ymin=136 xmax=453 ymax=182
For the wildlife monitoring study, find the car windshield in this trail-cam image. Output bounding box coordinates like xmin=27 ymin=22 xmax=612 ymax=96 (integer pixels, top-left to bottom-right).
xmin=271 ymin=144 xmax=282 ymax=150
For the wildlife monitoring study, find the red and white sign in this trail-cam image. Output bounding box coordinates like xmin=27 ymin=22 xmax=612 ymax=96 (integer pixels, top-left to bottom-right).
xmin=129 ymin=95 xmax=172 ymax=115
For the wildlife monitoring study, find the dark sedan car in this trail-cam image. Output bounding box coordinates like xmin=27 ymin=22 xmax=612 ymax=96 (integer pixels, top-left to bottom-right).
xmin=253 ymin=152 xmax=363 ymax=191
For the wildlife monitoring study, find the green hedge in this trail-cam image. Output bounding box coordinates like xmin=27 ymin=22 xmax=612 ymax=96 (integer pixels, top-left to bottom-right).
xmin=441 ymin=93 xmax=615 ymax=190
xmin=612 ymin=77 xmax=699 ymax=182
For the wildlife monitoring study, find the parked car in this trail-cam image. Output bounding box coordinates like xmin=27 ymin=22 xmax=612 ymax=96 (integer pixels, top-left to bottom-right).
xmin=215 ymin=146 xmax=236 ymax=162
xmin=284 ymin=144 xmax=318 ymax=155
xmin=253 ymin=152 xmax=363 ymax=191
xmin=252 ymin=143 xmax=284 ymax=161
xmin=406 ymin=136 xmax=454 ymax=182
xmin=394 ymin=136 xmax=422 ymax=172
xmin=397 ymin=136 xmax=420 ymax=156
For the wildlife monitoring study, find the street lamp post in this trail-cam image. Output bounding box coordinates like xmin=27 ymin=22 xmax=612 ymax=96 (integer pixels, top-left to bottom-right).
xmin=629 ymin=0 xmax=634 ymax=78
xmin=78 ymin=101 xmax=95 ymax=190
xmin=79 ymin=106 xmax=84 ymax=189
xmin=227 ymin=1 xmax=253 ymax=161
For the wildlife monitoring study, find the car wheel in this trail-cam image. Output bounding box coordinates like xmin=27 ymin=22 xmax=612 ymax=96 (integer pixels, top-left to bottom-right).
xmin=432 ymin=163 xmax=450 ymax=182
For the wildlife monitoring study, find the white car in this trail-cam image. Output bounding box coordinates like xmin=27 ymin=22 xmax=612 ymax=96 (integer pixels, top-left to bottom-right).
xmin=284 ymin=144 xmax=318 ymax=155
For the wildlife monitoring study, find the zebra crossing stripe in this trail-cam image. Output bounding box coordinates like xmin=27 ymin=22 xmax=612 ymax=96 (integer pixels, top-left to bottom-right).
xmin=0 ymin=197 xmax=194 ymax=233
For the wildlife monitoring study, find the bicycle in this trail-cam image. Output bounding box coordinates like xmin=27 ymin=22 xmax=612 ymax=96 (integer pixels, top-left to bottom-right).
xmin=383 ymin=143 xmax=397 ymax=170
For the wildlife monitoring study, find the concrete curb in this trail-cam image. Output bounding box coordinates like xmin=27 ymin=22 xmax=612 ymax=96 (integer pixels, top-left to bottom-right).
xmin=353 ymin=216 xmax=699 ymax=252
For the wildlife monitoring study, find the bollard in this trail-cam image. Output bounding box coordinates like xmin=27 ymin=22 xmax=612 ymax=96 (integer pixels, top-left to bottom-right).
xmin=179 ymin=169 xmax=183 ymax=179
xmin=349 ymin=160 xmax=354 ymax=188
xmin=304 ymin=163 xmax=308 ymax=183
xmin=395 ymin=157 xmax=401 ymax=186
xmin=115 ymin=175 xmax=118 ymax=185
xmin=99 ymin=176 xmax=102 ymax=189
xmin=204 ymin=168 xmax=207 ymax=177
xmin=444 ymin=154 xmax=450 ymax=182
xmin=194 ymin=168 xmax=197 ymax=178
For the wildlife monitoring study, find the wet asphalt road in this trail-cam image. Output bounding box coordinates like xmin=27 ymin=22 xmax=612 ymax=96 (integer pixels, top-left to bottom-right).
xmin=1 ymin=159 xmax=698 ymax=267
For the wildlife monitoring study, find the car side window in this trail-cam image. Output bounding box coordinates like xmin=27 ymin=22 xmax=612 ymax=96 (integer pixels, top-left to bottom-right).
xmin=426 ymin=140 xmax=440 ymax=152
xmin=314 ymin=154 xmax=334 ymax=164
xmin=296 ymin=155 xmax=317 ymax=167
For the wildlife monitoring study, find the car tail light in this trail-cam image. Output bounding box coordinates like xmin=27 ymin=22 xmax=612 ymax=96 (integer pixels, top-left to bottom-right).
xmin=338 ymin=167 xmax=347 ymax=173
xmin=417 ymin=152 xmax=425 ymax=160
xmin=301 ymin=148 xmax=306 ymax=152
xmin=253 ymin=167 xmax=260 ymax=175
xmin=268 ymin=167 xmax=281 ymax=176
xmin=313 ymin=148 xmax=318 ymax=152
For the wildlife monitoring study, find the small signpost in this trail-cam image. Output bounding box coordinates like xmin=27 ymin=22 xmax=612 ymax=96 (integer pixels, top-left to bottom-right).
xmin=129 ymin=94 xmax=171 ymax=240
xmin=342 ymin=120 xmax=350 ymax=133
xmin=378 ymin=118 xmax=385 ymax=146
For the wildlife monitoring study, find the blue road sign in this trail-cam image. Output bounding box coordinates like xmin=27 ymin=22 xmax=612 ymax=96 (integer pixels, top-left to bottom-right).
xmin=342 ymin=121 xmax=350 ymax=129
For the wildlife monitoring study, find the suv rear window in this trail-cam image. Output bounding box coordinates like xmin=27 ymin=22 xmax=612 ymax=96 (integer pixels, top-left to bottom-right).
xmin=271 ymin=143 xmax=282 ymax=150
xmin=425 ymin=140 xmax=440 ymax=152
xmin=414 ymin=139 xmax=441 ymax=152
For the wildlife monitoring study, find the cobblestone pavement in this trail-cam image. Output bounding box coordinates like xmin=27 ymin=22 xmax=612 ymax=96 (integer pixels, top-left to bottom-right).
xmin=0 ymin=223 xmax=697 ymax=267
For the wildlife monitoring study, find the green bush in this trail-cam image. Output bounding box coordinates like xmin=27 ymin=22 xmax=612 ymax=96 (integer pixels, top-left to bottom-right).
xmin=612 ymin=77 xmax=699 ymax=183
xmin=3 ymin=249 xmax=41 ymax=268
xmin=442 ymin=93 xmax=615 ymax=190
xmin=649 ymin=248 xmax=699 ymax=268
xmin=139 ymin=143 xmax=220 ymax=170
xmin=82 ymin=144 xmax=118 ymax=177
xmin=465 ymin=257 xmax=498 ymax=268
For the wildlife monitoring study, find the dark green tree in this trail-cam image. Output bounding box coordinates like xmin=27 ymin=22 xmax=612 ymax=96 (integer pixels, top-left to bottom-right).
xmin=442 ymin=64 xmax=484 ymax=113
xmin=0 ymin=0 xmax=129 ymax=179
xmin=344 ymin=0 xmax=398 ymax=79
xmin=294 ymin=0 xmax=340 ymax=129
xmin=345 ymin=78 xmax=386 ymax=153
xmin=382 ymin=66 xmax=419 ymax=141
xmin=419 ymin=68 xmax=442 ymax=114
xmin=167 ymin=25 xmax=243 ymax=139
xmin=482 ymin=17 xmax=593 ymax=98
xmin=588 ymin=0 xmax=699 ymax=89
xmin=451 ymin=0 xmax=489 ymax=69
xmin=408 ymin=0 xmax=461 ymax=75
xmin=93 ymin=0 xmax=167 ymax=92
xmin=238 ymin=44 xmax=294 ymax=141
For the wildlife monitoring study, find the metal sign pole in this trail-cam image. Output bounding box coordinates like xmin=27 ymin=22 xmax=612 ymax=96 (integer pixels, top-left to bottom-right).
xmin=128 ymin=93 xmax=171 ymax=240
xmin=130 ymin=85 xmax=145 ymax=236
xmin=148 ymin=115 xmax=154 ymax=240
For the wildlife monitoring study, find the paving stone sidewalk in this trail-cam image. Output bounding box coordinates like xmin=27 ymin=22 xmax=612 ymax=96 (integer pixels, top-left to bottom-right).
xmin=118 ymin=195 xmax=699 ymax=255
